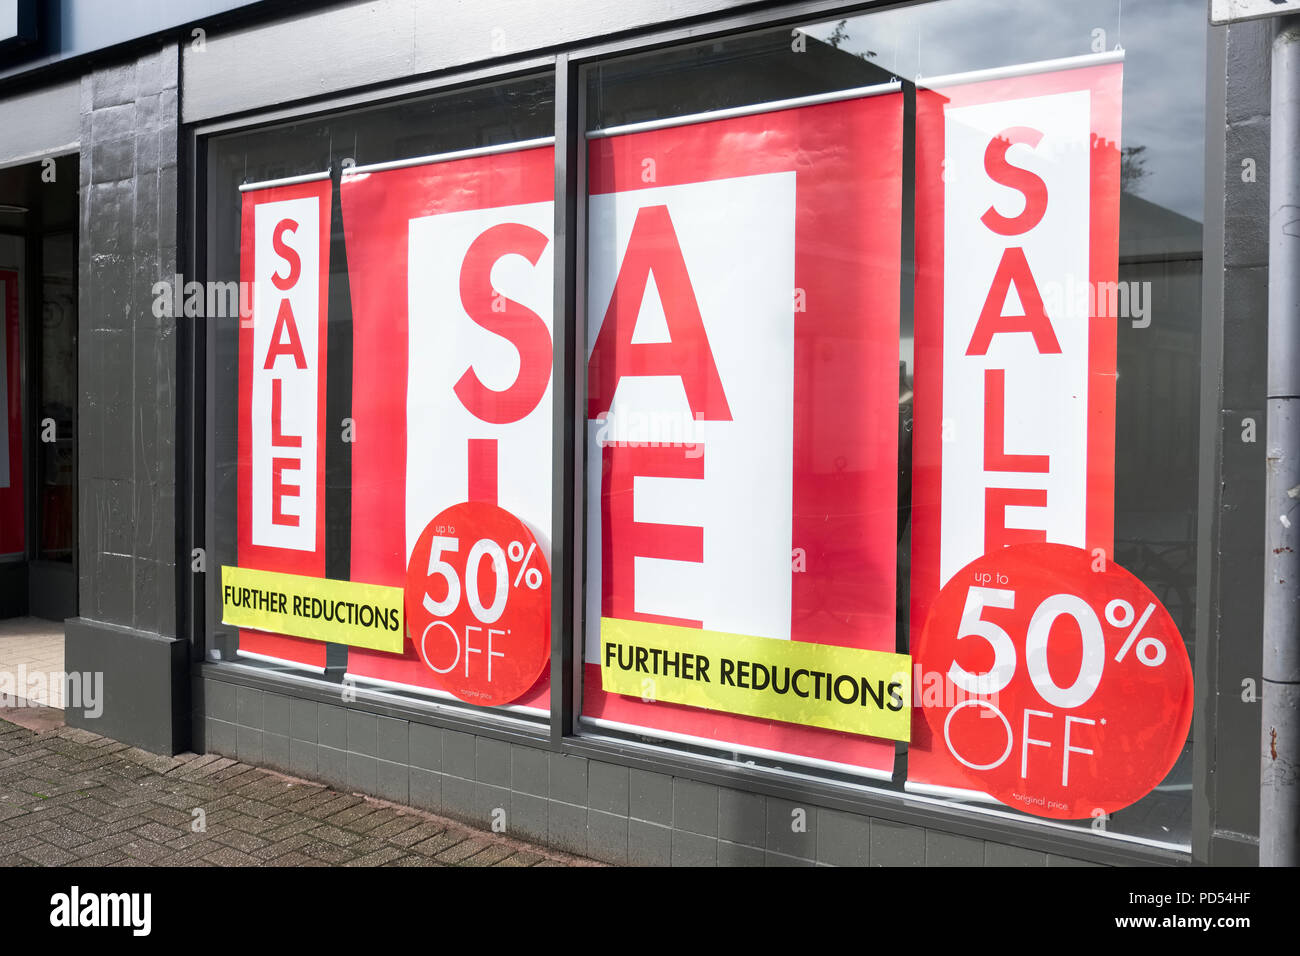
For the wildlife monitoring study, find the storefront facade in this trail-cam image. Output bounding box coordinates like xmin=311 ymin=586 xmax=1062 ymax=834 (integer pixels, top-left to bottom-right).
xmin=0 ymin=0 xmax=1285 ymax=866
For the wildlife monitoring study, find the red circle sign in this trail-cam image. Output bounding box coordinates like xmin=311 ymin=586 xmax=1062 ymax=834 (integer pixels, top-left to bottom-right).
xmin=404 ymin=501 xmax=550 ymax=706
xmin=915 ymin=543 xmax=1192 ymax=820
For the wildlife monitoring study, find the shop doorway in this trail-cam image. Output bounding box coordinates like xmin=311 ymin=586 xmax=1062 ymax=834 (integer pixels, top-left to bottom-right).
xmin=0 ymin=153 xmax=78 ymax=623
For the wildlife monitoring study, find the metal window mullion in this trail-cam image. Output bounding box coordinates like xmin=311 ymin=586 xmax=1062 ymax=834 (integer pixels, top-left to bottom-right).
xmin=184 ymin=128 xmax=207 ymax=665
xmin=202 ymin=133 xmax=223 ymax=667
xmin=1191 ymin=18 xmax=1228 ymax=869
xmin=550 ymin=53 xmax=584 ymax=748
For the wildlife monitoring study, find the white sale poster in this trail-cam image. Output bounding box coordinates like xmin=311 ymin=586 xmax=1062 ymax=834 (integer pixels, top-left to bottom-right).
xmin=341 ymin=141 xmax=555 ymax=712
xmin=908 ymin=55 xmax=1124 ymax=797
xmin=236 ymin=174 xmax=332 ymax=670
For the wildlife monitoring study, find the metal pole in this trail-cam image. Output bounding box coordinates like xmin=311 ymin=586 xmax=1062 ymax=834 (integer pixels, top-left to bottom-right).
xmin=1263 ymin=14 xmax=1300 ymax=868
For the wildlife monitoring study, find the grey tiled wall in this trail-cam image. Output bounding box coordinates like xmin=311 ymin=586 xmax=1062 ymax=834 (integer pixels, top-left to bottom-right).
xmin=78 ymin=43 xmax=179 ymax=636
xmin=198 ymin=676 xmax=1101 ymax=867
xmin=64 ymin=42 xmax=190 ymax=752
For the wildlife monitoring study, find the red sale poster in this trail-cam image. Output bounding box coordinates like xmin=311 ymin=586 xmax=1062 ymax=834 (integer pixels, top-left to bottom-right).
xmin=0 ymin=268 xmax=21 ymax=558
xmin=581 ymin=85 xmax=905 ymax=778
xmin=341 ymin=141 xmax=554 ymax=714
xmin=908 ymin=55 xmax=1124 ymax=799
xmin=914 ymin=543 xmax=1192 ymax=820
xmin=236 ymin=174 xmax=333 ymax=671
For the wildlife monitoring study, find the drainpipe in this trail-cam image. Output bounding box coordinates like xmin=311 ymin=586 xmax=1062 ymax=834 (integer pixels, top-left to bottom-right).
xmin=1263 ymin=14 xmax=1300 ymax=869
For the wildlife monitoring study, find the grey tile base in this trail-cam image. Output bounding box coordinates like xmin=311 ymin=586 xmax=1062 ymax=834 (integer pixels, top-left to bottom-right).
xmin=200 ymin=675 xmax=1146 ymax=868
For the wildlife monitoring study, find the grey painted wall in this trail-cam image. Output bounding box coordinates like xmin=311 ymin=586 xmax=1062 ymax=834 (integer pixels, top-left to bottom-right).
xmin=77 ymin=44 xmax=179 ymax=636
xmin=0 ymin=0 xmax=277 ymax=84
xmin=1194 ymin=17 xmax=1271 ymax=866
xmin=0 ymin=79 xmax=78 ymax=168
xmin=181 ymin=0 xmax=774 ymax=123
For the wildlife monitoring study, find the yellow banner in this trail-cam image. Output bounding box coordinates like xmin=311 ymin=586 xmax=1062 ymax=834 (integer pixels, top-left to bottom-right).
xmin=599 ymin=618 xmax=911 ymax=741
xmin=221 ymin=566 xmax=405 ymax=653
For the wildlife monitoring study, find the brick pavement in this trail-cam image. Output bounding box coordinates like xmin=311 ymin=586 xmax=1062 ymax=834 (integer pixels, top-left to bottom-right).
xmin=0 ymin=711 xmax=600 ymax=867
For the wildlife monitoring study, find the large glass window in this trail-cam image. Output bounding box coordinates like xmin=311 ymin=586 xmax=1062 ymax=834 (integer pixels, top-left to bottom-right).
xmin=204 ymin=75 xmax=555 ymax=726
xmin=579 ymin=0 xmax=1204 ymax=850
xmin=198 ymin=0 xmax=1208 ymax=855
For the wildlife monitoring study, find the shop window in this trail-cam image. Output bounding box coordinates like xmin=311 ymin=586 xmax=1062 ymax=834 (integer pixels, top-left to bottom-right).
xmin=204 ymin=75 xmax=556 ymax=725
xmin=199 ymin=0 xmax=1207 ymax=854
xmin=580 ymin=0 xmax=1204 ymax=850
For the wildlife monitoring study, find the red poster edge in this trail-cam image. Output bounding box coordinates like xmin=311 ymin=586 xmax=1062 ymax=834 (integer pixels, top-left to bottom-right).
xmin=342 ymin=144 xmax=554 ymax=709
xmin=236 ymin=178 xmax=332 ymax=671
xmin=908 ymin=61 xmax=1124 ymax=791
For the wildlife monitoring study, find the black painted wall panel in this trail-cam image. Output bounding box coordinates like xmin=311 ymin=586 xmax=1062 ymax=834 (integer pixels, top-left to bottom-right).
xmin=77 ymin=44 xmax=179 ymax=638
